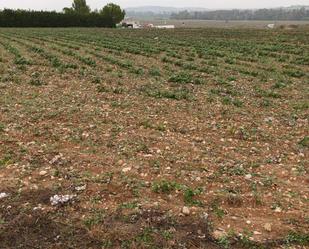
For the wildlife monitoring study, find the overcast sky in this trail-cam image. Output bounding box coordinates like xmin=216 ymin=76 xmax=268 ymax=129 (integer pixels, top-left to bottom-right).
xmin=0 ymin=0 xmax=308 ymax=11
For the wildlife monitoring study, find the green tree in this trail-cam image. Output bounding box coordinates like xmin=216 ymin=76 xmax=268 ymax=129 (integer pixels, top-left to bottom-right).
xmin=100 ymin=3 xmax=125 ymax=27
xmin=63 ymin=7 xmax=74 ymax=14
xmin=64 ymin=0 xmax=91 ymax=15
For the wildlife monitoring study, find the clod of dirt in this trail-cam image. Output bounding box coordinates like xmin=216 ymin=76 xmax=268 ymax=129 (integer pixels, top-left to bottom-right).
xmin=264 ymin=223 xmax=272 ymax=232
xmin=0 ymin=213 xmax=103 ymax=248
xmin=50 ymin=194 xmax=75 ymax=206
xmin=213 ymin=229 xmax=226 ymax=240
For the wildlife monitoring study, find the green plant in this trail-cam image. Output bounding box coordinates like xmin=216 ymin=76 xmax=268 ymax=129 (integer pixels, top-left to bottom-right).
xmin=120 ymin=201 xmax=138 ymax=209
xmin=285 ymin=232 xmax=309 ymax=246
xmin=149 ymin=67 xmax=161 ymax=77
xmin=299 ymin=136 xmax=309 ymax=147
xmin=135 ymin=227 xmax=154 ymax=246
xmin=162 ymin=230 xmax=173 ymax=240
xmin=218 ymin=235 xmax=231 ymax=249
xmin=83 ymin=209 xmax=105 ymax=228
xmin=141 ymin=84 xmax=192 ymax=100
xmin=29 ymin=78 xmax=44 ymax=86
xmin=183 ymin=188 xmax=203 ymax=206
xmin=152 ymin=180 xmax=183 ymax=194
xmin=0 ymin=154 xmax=13 ymax=168
xmin=211 ymin=200 xmax=225 ymax=218
xmin=0 ymin=216 xmax=5 ymax=225
xmin=0 ymin=123 xmax=5 ymax=132
xmin=284 ymin=69 xmax=305 ymax=78
xmin=272 ymin=82 xmax=286 ymax=89
xmin=169 ymin=72 xmax=203 ymax=85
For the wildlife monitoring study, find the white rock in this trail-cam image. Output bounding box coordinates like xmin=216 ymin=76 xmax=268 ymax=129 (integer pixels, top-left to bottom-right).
xmin=75 ymin=185 xmax=86 ymax=191
xmin=50 ymin=194 xmax=75 ymax=206
xmin=264 ymin=117 xmax=274 ymax=123
xmin=245 ymin=174 xmax=252 ymax=180
xmin=33 ymin=204 xmax=43 ymax=211
xmin=49 ymin=154 xmax=64 ymax=165
xmin=0 ymin=192 xmax=9 ymax=199
xmin=201 ymin=212 xmax=209 ymax=220
xmin=32 ymin=184 xmax=39 ymax=190
xmin=182 ymin=206 xmax=190 ymax=215
xmin=122 ymin=167 xmax=132 ymax=173
xmin=82 ymin=132 xmax=89 ymax=138
xmin=39 ymin=170 xmax=48 ymax=176
xmin=274 ymin=207 xmax=282 ymax=213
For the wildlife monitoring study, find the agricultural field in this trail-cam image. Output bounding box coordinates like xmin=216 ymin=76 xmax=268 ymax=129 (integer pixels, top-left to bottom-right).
xmin=0 ymin=27 xmax=308 ymax=248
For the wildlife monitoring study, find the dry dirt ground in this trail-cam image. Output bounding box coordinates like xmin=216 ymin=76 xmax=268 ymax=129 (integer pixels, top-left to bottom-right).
xmin=0 ymin=27 xmax=308 ymax=248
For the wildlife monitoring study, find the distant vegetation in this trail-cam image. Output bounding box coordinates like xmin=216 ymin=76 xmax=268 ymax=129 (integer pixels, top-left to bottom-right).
xmin=171 ymin=7 xmax=309 ymax=20
xmin=125 ymin=5 xmax=309 ymax=21
xmin=125 ymin=6 xmax=208 ymax=20
xmin=0 ymin=0 xmax=125 ymax=27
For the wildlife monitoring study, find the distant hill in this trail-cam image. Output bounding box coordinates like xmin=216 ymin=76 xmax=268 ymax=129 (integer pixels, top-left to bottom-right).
xmin=280 ymin=5 xmax=309 ymax=10
xmin=125 ymin=5 xmax=309 ymax=14
xmin=125 ymin=6 xmax=208 ymax=14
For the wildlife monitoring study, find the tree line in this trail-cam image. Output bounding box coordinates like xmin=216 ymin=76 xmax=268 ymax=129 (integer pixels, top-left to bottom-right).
xmin=171 ymin=8 xmax=309 ymax=21
xmin=0 ymin=0 xmax=125 ymax=27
